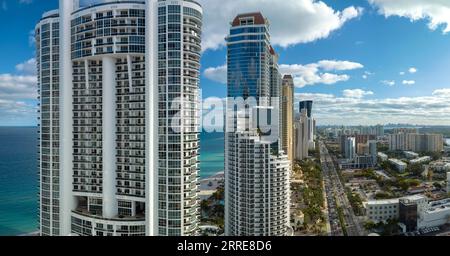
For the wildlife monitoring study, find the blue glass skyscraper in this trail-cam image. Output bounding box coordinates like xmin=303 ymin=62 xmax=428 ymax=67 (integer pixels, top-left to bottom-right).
xmin=224 ymin=12 xmax=291 ymax=236
xmin=227 ymin=13 xmax=271 ymax=103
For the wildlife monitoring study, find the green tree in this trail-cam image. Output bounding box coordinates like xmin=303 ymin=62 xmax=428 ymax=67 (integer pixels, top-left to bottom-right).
xmin=407 ymin=163 xmax=425 ymax=176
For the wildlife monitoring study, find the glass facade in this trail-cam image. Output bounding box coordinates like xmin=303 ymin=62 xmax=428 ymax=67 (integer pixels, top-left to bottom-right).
xmin=225 ymin=13 xmax=290 ymax=236
xmin=227 ymin=24 xmax=270 ymax=102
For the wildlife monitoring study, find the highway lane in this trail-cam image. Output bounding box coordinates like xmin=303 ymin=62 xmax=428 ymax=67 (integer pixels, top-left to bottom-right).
xmin=319 ymin=141 xmax=364 ymax=236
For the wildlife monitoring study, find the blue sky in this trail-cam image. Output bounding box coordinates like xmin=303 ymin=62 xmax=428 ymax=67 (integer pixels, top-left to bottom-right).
xmin=1 ymin=0 xmax=450 ymax=126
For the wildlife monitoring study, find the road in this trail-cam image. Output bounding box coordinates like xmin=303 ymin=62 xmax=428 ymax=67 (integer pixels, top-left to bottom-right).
xmin=319 ymin=141 xmax=364 ymax=236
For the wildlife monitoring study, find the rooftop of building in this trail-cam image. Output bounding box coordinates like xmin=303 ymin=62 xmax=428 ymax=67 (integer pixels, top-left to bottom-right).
xmin=42 ymin=9 xmax=59 ymax=19
xmin=367 ymin=194 xmax=427 ymax=206
xmin=231 ymin=12 xmax=267 ymax=27
xmin=427 ymin=198 xmax=450 ymax=213
xmin=367 ymin=198 xmax=399 ymax=205
xmin=269 ymin=45 xmax=276 ymax=55
xmin=389 ymin=158 xmax=407 ymax=166
xmin=401 ymin=194 xmax=428 ymax=202
xmin=73 ymin=1 xmax=146 ymax=15
xmin=410 ymin=156 xmax=431 ymax=162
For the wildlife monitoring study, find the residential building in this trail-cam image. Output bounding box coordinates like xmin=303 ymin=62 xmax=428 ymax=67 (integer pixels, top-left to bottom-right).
xmin=225 ymin=12 xmax=290 ymax=236
xmin=344 ymin=137 xmax=356 ymax=160
xmin=389 ymin=159 xmax=407 ymax=172
xmin=410 ymin=156 xmax=432 ymax=165
xmin=295 ymin=109 xmax=309 ymax=161
xmin=299 ymin=100 xmax=313 ymax=118
xmin=389 ymin=133 xmax=444 ymax=152
xmin=369 ymin=140 xmax=377 ymax=166
xmin=299 ymin=100 xmax=315 ymax=150
xmin=378 ymin=152 xmax=388 ymax=162
xmin=340 ymin=134 xmax=375 ymax=153
xmin=357 ymin=143 xmax=369 ymax=155
xmin=36 ymin=0 xmax=203 ymax=236
xmin=282 ymin=75 xmax=294 ymax=165
xmin=429 ymin=162 xmax=450 ymax=172
xmin=36 ymin=9 xmax=61 ymax=236
xmin=404 ymin=151 xmax=419 ymax=159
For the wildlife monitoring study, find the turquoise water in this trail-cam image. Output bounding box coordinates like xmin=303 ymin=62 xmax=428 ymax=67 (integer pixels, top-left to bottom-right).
xmin=199 ymin=132 xmax=225 ymax=178
xmin=0 ymin=127 xmax=38 ymax=236
xmin=0 ymin=127 xmax=224 ymax=236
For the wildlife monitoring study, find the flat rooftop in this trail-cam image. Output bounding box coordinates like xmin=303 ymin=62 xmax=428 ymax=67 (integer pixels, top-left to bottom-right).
xmin=389 ymin=158 xmax=407 ymax=166
xmin=427 ymin=199 xmax=450 ymax=213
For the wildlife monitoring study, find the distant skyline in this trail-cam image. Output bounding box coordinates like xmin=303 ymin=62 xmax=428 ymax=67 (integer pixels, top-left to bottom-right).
xmin=1 ymin=0 xmax=450 ymax=126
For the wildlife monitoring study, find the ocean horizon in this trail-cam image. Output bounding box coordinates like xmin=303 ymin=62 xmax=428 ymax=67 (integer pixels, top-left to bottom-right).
xmin=0 ymin=127 xmax=224 ymax=236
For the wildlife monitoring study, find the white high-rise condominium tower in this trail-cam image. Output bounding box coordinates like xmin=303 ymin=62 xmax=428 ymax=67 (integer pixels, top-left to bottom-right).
xmin=295 ymin=109 xmax=309 ymax=161
xmin=36 ymin=0 xmax=202 ymax=236
xmin=344 ymin=137 xmax=356 ymax=160
xmin=225 ymin=12 xmax=290 ymax=236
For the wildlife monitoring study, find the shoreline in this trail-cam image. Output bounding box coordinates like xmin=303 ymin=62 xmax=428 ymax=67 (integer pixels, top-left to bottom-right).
xmin=199 ymin=171 xmax=224 ymax=200
xmin=18 ymin=231 xmax=39 ymax=237
xmin=200 ymin=171 xmax=224 ymax=181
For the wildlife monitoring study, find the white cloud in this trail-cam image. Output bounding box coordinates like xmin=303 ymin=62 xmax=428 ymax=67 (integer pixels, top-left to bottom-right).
xmin=342 ymin=89 xmax=374 ymax=98
xmin=0 ymin=74 xmax=37 ymax=100
xmin=399 ymin=71 xmax=405 ymax=75
xmin=368 ymin=0 xmax=450 ymax=33
xmin=0 ymin=58 xmax=38 ymax=125
xmin=402 ymin=80 xmax=416 ymax=85
xmin=316 ymin=60 xmax=363 ymax=71
xmin=198 ymin=0 xmax=363 ymax=51
xmin=362 ymin=71 xmax=373 ymax=79
xmin=28 ymin=30 xmax=36 ymax=47
xmin=204 ymin=64 xmax=227 ymax=84
xmin=15 ymin=58 xmax=36 ymax=75
xmin=204 ymin=59 xmax=363 ymax=88
xmin=280 ymin=60 xmax=363 ymax=88
xmin=295 ymin=88 xmax=450 ymax=125
xmin=409 ymin=67 xmax=418 ymax=73
xmin=432 ymin=88 xmax=450 ymax=97
xmin=381 ymin=80 xmax=395 ymax=86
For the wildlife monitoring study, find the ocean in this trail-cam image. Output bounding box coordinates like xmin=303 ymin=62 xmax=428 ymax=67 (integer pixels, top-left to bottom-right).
xmin=199 ymin=132 xmax=225 ymax=178
xmin=0 ymin=127 xmax=224 ymax=236
xmin=0 ymin=127 xmax=38 ymax=236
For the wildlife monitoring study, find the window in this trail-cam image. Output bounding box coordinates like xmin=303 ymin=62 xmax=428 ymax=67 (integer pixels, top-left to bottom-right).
xmin=168 ymin=5 xmax=180 ymax=14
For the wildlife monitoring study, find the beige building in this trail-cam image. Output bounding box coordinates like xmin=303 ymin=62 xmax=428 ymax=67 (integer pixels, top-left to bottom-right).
xmin=282 ymin=75 xmax=295 ymax=165
xmin=357 ymin=143 xmax=369 ymax=155
xmin=389 ymin=133 xmax=444 ymax=152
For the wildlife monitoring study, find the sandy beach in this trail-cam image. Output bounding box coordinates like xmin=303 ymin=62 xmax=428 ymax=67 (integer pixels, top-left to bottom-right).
xmin=199 ymin=171 xmax=224 ymax=200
